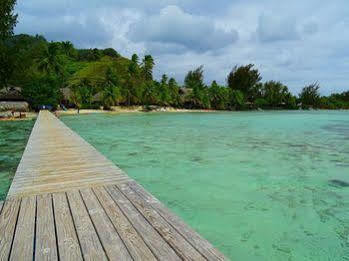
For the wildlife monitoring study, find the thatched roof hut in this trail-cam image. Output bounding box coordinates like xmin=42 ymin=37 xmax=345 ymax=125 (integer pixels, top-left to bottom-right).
xmin=92 ymin=92 xmax=103 ymax=103
xmin=179 ymin=88 xmax=192 ymax=96
xmin=61 ymin=87 xmax=72 ymax=101
xmin=0 ymin=86 xmax=25 ymax=101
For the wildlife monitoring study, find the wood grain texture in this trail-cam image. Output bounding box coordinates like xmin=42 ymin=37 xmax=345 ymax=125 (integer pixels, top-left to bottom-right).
xmin=10 ymin=196 xmax=36 ymax=261
xmin=93 ymin=186 xmax=156 ymax=261
xmin=118 ymin=183 xmax=205 ymax=261
xmin=0 ymin=199 xmax=21 ymax=260
xmin=106 ymin=185 xmax=181 ymax=261
xmin=52 ymin=193 xmax=83 ymax=261
xmin=80 ymin=188 xmax=132 ymax=260
xmin=7 ymin=110 xmax=130 ymax=199
xmin=67 ymin=190 xmax=108 ymax=261
xmin=128 ymin=181 xmax=227 ymax=261
xmin=35 ymin=194 xmax=58 ymax=260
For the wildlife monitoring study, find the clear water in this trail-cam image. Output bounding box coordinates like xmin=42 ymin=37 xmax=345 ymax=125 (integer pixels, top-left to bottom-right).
xmin=0 ymin=119 xmax=34 ymax=200
xmin=1 ymin=111 xmax=349 ymax=260
xmin=60 ymin=111 xmax=349 ymax=260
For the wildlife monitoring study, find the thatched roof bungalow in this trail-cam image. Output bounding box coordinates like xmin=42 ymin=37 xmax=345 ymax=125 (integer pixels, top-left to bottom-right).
xmin=0 ymin=86 xmax=25 ymax=101
xmin=0 ymin=86 xmax=29 ymax=112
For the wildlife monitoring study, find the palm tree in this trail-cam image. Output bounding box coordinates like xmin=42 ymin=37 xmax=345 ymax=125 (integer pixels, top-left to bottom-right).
xmin=102 ymin=68 xmax=121 ymax=109
xmin=61 ymin=41 xmax=74 ymax=57
xmin=37 ymin=43 xmax=62 ymax=75
xmin=142 ymin=55 xmax=155 ymax=82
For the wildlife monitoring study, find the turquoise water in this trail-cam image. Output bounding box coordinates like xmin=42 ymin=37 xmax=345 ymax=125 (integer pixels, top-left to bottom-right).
xmin=0 ymin=120 xmax=34 ymax=200
xmin=1 ymin=111 xmax=349 ymax=260
xmin=61 ymin=111 xmax=349 ymax=260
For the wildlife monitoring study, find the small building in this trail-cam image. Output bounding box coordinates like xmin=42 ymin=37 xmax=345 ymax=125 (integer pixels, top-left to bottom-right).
xmin=0 ymin=86 xmax=29 ymax=112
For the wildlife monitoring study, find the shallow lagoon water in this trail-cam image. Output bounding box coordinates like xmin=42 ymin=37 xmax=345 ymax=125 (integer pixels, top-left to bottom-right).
xmin=1 ymin=111 xmax=349 ymax=260
xmin=61 ymin=111 xmax=349 ymax=260
xmin=0 ymin=120 xmax=34 ymax=200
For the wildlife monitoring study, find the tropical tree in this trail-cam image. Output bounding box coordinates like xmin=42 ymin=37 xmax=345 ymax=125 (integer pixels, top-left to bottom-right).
xmin=102 ymin=48 xmax=119 ymax=58
xmin=262 ymin=81 xmax=289 ymax=107
xmin=0 ymin=0 xmax=18 ymax=40
xmin=158 ymin=74 xmax=171 ymax=106
xmin=299 ymin=82 xmax=321 ymax=109
xmin=102 ymin=68 xmax=121 ymax=109
xmin=227 ymin=64 xmax=261 ymax=101
xmin=0 ymin=0 xmax=17 ymax=88
xmin=22 ymin=75 xmax=62 ymax=109
xmin=37 ymin=43 xmax=62 ymax=75
xmin=208 ymin=81 xmax=229 ymax=110
xmin=142 ymin=82 xmax=158 ymax=107
xmin=184 ymin=65 xmax=211 ymax=108
xmin=168 ymin=77 xmax=180 ymax=106
xmin=230 ymin=89 xmax=245 ymax=110
xmin=61 ymin=41 xmax=75 ymax=57
xmin=123 ymin=57 xmax=141 ymax=105
xmin=142 ymin=55 xmax=155 ymax=82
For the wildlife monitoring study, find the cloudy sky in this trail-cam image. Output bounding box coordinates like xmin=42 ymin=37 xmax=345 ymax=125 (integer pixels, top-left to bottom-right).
xmin=15 ymin=0 xmax=349 ymax=94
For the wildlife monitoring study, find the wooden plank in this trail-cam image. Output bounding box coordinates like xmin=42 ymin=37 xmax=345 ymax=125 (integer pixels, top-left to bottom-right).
xmin=93 ymin=186 xmax=156 ymax=260
xmin=0 ymin=199 xmax=21 ymax=260
xmin=66 ymin=190 xmax=108 ymax=261
xmin=52 ymin=193 xmax=83 ymax=261
xmin=7 ymin=110 xmax=130 ymax=199
xmin=105 ymin=185 xmax=181 ymax=261
xmin=10 ymin=196 xmax=36 ymax=261
xmin=118 ymin=183 xmax=205 ymax=261
xmin=35 ymin=194 xmax=58 ymax=260
xmin=80 ymin=188 xmax=132 ymax=260
xmin=129 ymin=181 xmax=227 ymax=261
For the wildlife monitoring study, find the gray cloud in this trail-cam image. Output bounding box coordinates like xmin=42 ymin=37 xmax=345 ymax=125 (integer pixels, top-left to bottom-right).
xmin=16 ymin=10 xmax=112 ymax=47
xmin=256 ymin=14 xmax=300 ymax=42
xmin=128 ymin=5 xmax=238 ymax=53
xmin=14 ymin=0 xmax=349 ymax=94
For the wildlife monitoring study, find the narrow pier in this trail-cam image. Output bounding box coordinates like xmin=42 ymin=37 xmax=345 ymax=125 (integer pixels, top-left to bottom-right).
xmin=0 ymin=111 xmax=226 ymax=260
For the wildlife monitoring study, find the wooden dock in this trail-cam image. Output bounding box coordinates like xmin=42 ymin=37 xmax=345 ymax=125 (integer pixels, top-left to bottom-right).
xmin=0 ymin=111 xmax=226 ymax=260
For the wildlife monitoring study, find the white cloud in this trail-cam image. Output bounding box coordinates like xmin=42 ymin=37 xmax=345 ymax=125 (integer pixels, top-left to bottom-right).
xmin=14 ymin=0 xmax=349 ymax=95
xmin=128 ymin=5 xmax=238 ymax=53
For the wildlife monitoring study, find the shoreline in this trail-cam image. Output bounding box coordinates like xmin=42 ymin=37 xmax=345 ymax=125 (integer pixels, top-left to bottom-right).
xmin=0 ymin=106 xmax=219 ymax=121
xmin=57 ymin=106 xmax=218 ymax=117
xmin=1 ymin=106 xmax=348 ymax=122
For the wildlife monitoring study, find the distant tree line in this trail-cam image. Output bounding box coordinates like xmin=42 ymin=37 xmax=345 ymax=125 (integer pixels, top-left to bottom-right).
xmin=0 ymin=2 xmax=348 ymax=111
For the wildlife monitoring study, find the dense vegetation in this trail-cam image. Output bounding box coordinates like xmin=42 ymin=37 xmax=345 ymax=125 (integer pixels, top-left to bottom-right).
xmin=1 ymin=1 xmax=348 ymax=111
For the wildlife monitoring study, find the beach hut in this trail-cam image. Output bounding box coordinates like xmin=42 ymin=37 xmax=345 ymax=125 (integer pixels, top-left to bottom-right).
xmin=0 ymin=86 xmax=29 ymax=112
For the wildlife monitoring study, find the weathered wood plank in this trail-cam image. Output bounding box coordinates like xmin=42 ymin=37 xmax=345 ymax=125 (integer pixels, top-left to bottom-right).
xmin=35 ymin=194 xmax=58 ymax=260
xmin=10 ymin=196 xmax=36 ymax=261
xmin=52 ymin=193 xmax=83 ymax=261
xmin=105 ymin=185 xmax=181 ymax=261
xmin=118 ymin=183 xmax=205 ymax=261
xmin=128 ymin=181 xmax=227 ymax=261
xmin=66 ymin=190 xmax=108 ymax=261
xmin=93 ymin=186 xmax=156 ymax=260
xmin=80 ymin=188 xmax=132 ymax=260
xmin=7 ymin=110 xmax=130 ymax=199
xmin=0 ymin=199 xmax=21 ymax=260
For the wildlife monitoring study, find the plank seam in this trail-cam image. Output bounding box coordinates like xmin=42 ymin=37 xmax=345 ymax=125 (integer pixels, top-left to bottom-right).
xmin=33 ymin=196 xmax=38 ymax=261
xmin=7 ymin=198 xmax=22 ymax=260
xmin=104 ymin=186 xmax=160 ymax=261
xmin=77 ymin=190 xmax=109 ymax=261
xmin=128 ymin=184 xmax=209 ymax=261
xmin=64 ymin=192 xmax=85 ymax=261
xmin=90 ymin=187 xmax=135 ymax=261
xmin=0 ymin=201 xmax=4 ymax=215
xmin=51 ymin=194 xmax=61 ymax=261
xmin=113 ymin=185 xmax=181 ymax=260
